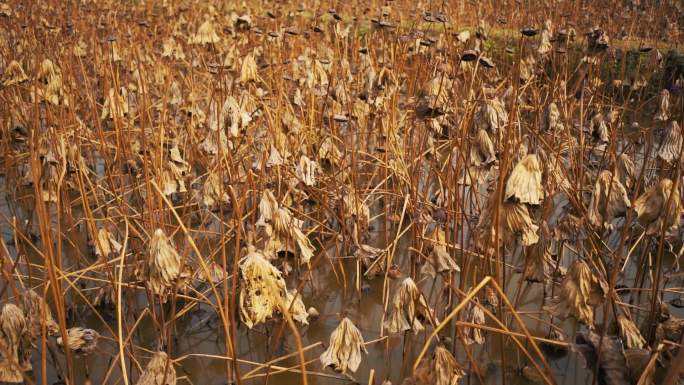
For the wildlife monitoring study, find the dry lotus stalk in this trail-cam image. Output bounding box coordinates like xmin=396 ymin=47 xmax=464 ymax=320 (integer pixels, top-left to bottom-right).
xmin=547 ymin=260 xmax=606 ymax=327
xmin=189 ymin=19 xmax=220 ymax=45
xmin=505 ymin=154 xmax=543 ymax=205
xmin=320 ymin=317 xmax=367 ymax=374
xmin=22 ymin=289 xmax=59 ymax=339
xmin=146 ymin=229 xmax=184 ymax=299
xmin=0 ymin=303 xmax=29 ymax=383
xmin=384 ymin=277 xmax=434 ymax=334
xmin=356 ymin=244 xmax=386 ymax=277
xmin=57 ymin=327 xmax=100 ymax=355
xmin=617 ymin=315 xmax=645 ymax=349
xmin=94 ymin=228 xmax=123 ymax=258
xmin=282 ymin=290 xmax=309 ymax=325
xmin=587 ymin=170 xmax=631 ymax=227
xmin=2 ymin=60 xmax=28 ymax=86
xmin=239 ymin=246 xmax=287 ymax=328
xmin=654 ymin=89 xmax=670 ymax=121
xmin=634 ymin=178 xmax=682 ymax=235
xmin=136 ymin=351 xmax=176 ymax=385
xmin=410 ymin=346 xmax=465 ymax=385
xmin=461 ymin=301 xmax=486 ymax=345
xmin=657 ymin=120 xmax=682 ymax=164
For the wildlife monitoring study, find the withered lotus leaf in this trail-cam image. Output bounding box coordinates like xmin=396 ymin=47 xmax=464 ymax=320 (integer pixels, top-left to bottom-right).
xmin=654 ymin=89 xmax=670 ymax=121
xmin=546 ymin=260 xmax=606 ymax=326
xmin=189 ymin=19 xmax=220 ymax=45
xmin=145 ymin=229 xmax=185 ymax=300
xmin=136 ymin=351 xmax=176 ymax=385
xmin=22 ymin=289 xmax=59 ymax=339
xmin=282 ymin=290 xmax=309 ymax=325
xmin=239 ymin=246 xmax=287 ymax=328
xmin=408 ymin=346 xmax=465 ymax=385
xmin=617 ymin=315 xmax=645 ymax=349
xmin=505 ymin=154 xmax=544 ymax=205
xmin=384 ymin=277 xmax=434 ymax=334
xmin=656 ymin=121 xmax=682 ymax=164
xmin=460 ymin=301 xmax=486 ymax=345
xmin=587 ymin=170 xmax=631 ymax=227
xmin=575 ymin=330 xmax=630 ymax=385
xmin=320 ymin=317 xmax=367 ymax=374
xmin=634 ymin=178 xmax=682 ymax=235
xmin=56 ymin=327 xmax=100 ymax=355
xmin=0 ymin=303 xmax=28 ymax=383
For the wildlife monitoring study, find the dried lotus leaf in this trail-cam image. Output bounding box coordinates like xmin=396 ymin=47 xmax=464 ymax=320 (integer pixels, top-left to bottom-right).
xmin=657 ymin=121 xmax=682 ymax=164
xmin=634 ymin=178 xmax=682 ymax=235
xmin=617 ymin=315 xmax=645 ymax=349
xmin=546 ymin=260 xmax=606 ymax=327
xmin=239 ymin=246 xmax=287 ymax=328
xmin=282 ymin=290 xmax=309 ymax=325
xmin=136 ymin=351 xmax=176 ymax=385
xmin=22 ymin=289 xmax=59 ymax=338
xmin=189 ymin=19 xmax=220 ymax=45
xmin=145 ymin=229 xmax=185 ymax=300
xmin=384 ymin=278 xmax=434 ymax=334
xmin=320 ymin=317 xmax=367 ymax=374
xmin=587 ymin=170 xmax=631 ymax=227
xmin=505 ymin=154 xmax=543 ymax=205
xmin=57 ymin=327 xmax=100 ymax=355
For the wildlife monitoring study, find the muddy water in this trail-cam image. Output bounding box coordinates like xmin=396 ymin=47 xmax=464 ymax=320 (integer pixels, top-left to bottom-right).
xmin=1 ymin=177 xmax=681 ymax=385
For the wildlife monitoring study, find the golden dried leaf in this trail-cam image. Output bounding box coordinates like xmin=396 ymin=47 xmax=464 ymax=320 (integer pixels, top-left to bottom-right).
xmin=634 ymin=178 xmax=682 ymax=235
xmin=320 ymin=317 xmax=367 ymax=374
xmin=189 ymin=19 xmax=220 ymax=45
xmin=505 ymin=154 xmax=544 ymax=205
xmin=657 ymin=121 xmax=682 ymax=164
xmin=546 ymin=260 xmax=606 ymax=326
xmin=0 ymin=303 xmax=28 ymax=383
xmin=22 ymin=289 xmax=59 ymax=339
xmin=239 ymin=246 xmax=287 ymax=328
xmin=1 ymin=61 xmax=28 ymax=86
xmin=136 ymin=351 xmax=176 ymax=385
xmin=282 ymin=290 xmax=309 ymax=325
xmin=384 ymin=277 xmax=434 ymax=334
xmin=617 ymin=315 xmax=645 ymax=349
xmin=57 ymin=327 xmax=100 ymax=355
xmin=146 ymin=229 xmax=184 ymax=299
xmin=587 ymin=170 xmax=631 ymax=227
